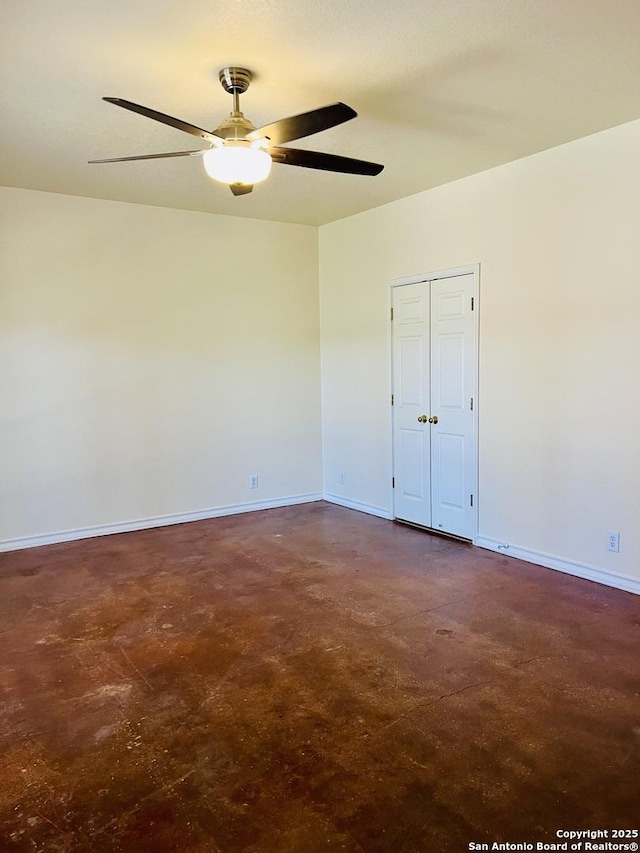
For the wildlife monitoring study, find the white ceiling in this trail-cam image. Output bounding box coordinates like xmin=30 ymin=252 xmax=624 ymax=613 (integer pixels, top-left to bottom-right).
xmin=1 ymin=0 xmax=639 ymax=226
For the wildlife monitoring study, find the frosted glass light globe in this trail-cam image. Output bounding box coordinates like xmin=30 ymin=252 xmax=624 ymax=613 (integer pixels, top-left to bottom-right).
xmin=203 ymin=144 xmax=272 ymax=185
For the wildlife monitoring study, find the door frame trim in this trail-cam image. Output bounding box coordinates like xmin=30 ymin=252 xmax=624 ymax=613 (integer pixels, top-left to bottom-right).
xmin=389 ymin=264 xmax=480 ymax=543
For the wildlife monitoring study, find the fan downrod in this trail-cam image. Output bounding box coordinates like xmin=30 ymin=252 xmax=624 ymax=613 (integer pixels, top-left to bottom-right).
xmin=219 ymin=67 xmax=252 ymax=95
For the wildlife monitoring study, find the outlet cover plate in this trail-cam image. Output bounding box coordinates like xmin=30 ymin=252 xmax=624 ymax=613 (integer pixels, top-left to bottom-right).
xmin=606 ymin=531 xmax=620 ymax=553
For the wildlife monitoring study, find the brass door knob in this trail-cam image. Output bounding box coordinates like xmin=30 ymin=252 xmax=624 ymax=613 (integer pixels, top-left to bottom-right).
xmin=417 ymin=415 xmax=428 ymax=423
xmin=428 ymin=415 xmax=439 ymax=424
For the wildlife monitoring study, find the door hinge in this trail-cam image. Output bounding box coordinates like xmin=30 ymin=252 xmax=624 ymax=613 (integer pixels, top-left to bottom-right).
xmin=391 ymin=393 xmax=394 ymax=406
xmin=470 ymin=494 xmax=474 ymax=507
xmin=392 ymin=477 xmax=395 ymax=488
xmin=390 ymin=306 xmax=394 ymax=321
xmin=470 ymin=396 xmax=474 ymax=411
xmin=471 ymin=297 xmax=474 ymax=311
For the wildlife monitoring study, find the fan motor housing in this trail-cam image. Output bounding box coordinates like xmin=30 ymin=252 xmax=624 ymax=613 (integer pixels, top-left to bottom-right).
xmin=214 ymin=114 xmax=256 ymax=140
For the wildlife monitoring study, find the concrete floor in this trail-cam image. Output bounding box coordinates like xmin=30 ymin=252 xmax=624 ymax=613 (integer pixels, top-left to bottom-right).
xmin=0 ymin=502 xmax=638 ymax=852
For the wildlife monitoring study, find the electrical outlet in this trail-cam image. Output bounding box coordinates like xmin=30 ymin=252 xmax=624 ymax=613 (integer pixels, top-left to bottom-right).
xmin=339 ymin=471 xmax=347 ymax=486
xmin=606 ymin=531 xmax=620 ymax=553
xmin=249 ymin=475 xmax=259 ymax=490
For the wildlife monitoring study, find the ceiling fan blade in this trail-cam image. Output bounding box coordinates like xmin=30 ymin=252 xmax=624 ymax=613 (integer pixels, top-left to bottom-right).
xmin=230 ymin=184 xmax=253 ymax=196
xmin=270 ymin=146 xmax=384 ymax=176
xmin=103 ymin=98 xmax=222 ymax=145
xmin=88 ymin=150 xmax=205 ymax=164
xmin=247 ymin=103 xmax=356 ymax=146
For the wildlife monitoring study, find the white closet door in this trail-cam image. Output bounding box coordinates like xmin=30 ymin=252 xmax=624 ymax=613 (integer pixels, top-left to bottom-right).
xmin=392 ymin=273 xmax=476 ymax=539
xmin=392 ymin=283 xmax=431 ymax=527
xmin=429 ymin=274 xmax=475 ymax=539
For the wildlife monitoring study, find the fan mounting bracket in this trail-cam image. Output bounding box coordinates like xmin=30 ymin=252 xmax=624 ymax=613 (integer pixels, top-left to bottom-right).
xmin=219 ymin=67 xmax=252 ymax=95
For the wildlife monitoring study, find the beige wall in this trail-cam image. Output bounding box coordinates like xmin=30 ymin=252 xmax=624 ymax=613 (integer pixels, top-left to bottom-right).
xmin=0 ymin=187 xmax=321 ymax=543
xmin=319 ymin=119 xmax=640 ymax=586
xmin=3 ymin=120 xmax=640 ymax=591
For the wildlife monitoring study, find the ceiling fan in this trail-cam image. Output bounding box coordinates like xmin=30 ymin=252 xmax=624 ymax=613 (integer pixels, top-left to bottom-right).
xmin=89 ymin=66 xmax=384 ymax=196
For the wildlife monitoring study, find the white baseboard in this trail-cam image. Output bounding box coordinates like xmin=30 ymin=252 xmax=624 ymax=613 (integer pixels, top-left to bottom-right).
xmin=0 ymin=493 xmax=324 ymax=553
xmin=6 ymin=503 xmax=636 ymax=597
xmin=476 ymin=536 xmax=640 ymax=596
xmin=323 ymin=493 xmax=393 ymax=520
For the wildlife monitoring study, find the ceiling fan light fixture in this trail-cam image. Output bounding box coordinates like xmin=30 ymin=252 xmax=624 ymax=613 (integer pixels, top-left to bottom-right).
xmin=202 ymin=142 xmax=272 ymax=186
xmin=93 ymin=71 xmax=384 ymax=190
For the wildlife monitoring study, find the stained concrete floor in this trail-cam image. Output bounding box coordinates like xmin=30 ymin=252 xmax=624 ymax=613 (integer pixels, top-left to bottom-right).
xmin=0 ymin=502 xmax=638 ymax=852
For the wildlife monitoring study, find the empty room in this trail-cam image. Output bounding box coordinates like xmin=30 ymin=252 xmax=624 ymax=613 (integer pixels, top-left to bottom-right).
xmin=1 ymin=1 xmax=639 ymax=851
